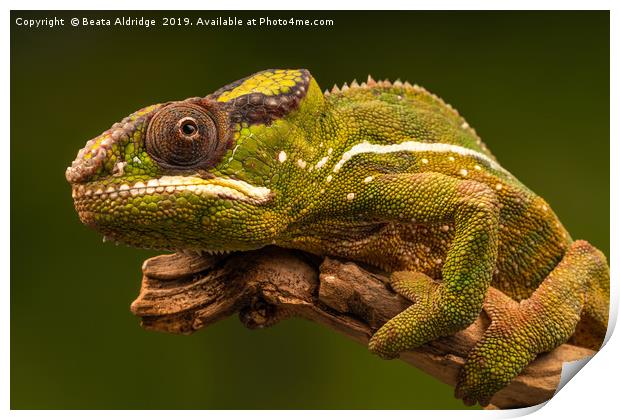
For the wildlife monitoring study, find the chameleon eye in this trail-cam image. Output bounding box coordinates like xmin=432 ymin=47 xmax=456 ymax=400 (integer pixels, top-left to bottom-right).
xmin=146 ymin=103 xmax=219 ymax=168
xmin=179 ymin=118 xmax=198 ymax=136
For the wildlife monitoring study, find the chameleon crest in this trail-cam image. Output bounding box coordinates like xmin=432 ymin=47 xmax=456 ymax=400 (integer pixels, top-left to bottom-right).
xmin=67 ymin=69 xmax=609 ymax=407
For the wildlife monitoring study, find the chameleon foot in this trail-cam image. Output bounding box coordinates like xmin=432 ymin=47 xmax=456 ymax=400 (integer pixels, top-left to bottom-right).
xmin=454 ymin=288 xmax=532 ymax=406
xmin=368 ymin=271 xmax=451 ymax=359
xmin=455 ymin=240 xmax=609 ymax=406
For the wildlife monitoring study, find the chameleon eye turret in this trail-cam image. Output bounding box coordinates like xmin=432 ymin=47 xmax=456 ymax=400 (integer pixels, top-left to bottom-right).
xmin=67 ymin=68 xmax=609 ymax=407
xmin=146 ymin=102 xmax=226 ymax=169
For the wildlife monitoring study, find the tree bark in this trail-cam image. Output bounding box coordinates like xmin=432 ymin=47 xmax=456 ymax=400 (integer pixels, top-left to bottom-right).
xmin=130 ymin=247 xmax=594 ymax=409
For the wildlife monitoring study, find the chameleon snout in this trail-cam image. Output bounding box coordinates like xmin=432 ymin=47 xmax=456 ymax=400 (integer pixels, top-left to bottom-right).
xmin=66 ymin=104 xmax=163 ymax=186
xmin=66 ymin=129 xmax=130 ymax=185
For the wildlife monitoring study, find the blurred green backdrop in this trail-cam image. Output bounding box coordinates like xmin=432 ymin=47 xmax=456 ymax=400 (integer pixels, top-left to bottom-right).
xmin=11 ymin=11 xmax=609 ymax=409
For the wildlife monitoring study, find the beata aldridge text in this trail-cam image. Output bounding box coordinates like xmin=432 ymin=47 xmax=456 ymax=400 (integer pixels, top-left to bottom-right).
xmin=80 ymin=17 xmax=157 ymax=27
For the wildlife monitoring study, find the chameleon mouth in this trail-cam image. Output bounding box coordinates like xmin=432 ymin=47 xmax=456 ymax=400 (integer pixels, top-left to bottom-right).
xmin=71 ymin=175 xmax=273 ymax=205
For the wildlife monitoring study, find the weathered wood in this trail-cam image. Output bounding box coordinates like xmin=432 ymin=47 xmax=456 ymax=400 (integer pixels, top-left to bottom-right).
xmin=130 ymin=247 xmax=595 ymax=409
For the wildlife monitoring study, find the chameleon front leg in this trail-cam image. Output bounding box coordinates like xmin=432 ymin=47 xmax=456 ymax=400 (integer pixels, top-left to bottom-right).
xmin=351 ymin=172 xmax=500 ymax=357
xmin=455 ymin=240 xmax=609 ymax=406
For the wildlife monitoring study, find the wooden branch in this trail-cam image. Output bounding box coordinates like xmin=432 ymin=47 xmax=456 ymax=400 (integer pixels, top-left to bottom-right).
xmin=130 ymin=247 xmax=594 ymax=409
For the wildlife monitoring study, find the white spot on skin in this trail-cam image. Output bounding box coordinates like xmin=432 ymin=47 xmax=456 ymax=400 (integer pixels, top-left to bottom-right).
xmin=542 ymin=205 xmax=548 ymax=211
xmin=296 ymin=159 xmax=307 ymax=169
xmin=441 ymin=225 xmax=450 ymax=232
xmin=326 ymin=175 xmax=333 ymax=183
xmin=278 ymin=151 xmax=287 ymax=163
xmin=331 ymin=140 xmax=509 ymax=174
xmin=459 ymin=169 xmax=468 ymax=177
xmin=315 ymin=156 xmax=329 ymax=169
xmin=328 ymin=148 xmax=333 ymax=155
xmin=474 ymin=165 xmax=481 ymax=171
xmin=495 ymin=183 xmax=503 ymax=191
xmin=228 ymin=144 xmax=240 ymax=162
xmin=448 ymin=156 xmax=455 ymax=162
xmin=132 ymin=156 xmax=142 ymax=164
xmin=346 ymin=192 xmax=355 ymax=200
xmin=363 ymin=176 xmax=374 ymax=183
xmin=112 ymin=161 xmax=127 ymax=177
xmin=421 ymin=158 xmax=429 ymax=164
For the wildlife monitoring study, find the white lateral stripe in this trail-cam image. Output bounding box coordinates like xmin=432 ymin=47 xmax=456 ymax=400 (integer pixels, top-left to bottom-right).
xmin=332 ymin=141 xmax=508 ymax=174
xmin=74 ymin=175 xmax=272 ymax=205
xmin=157 ymin=176 xmax=272 ymax=202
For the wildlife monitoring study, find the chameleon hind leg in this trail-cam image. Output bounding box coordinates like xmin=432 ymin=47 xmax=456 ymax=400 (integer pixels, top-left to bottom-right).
xmin=363 ymin=172 xmax=500 ymax=358
xmin=455 ymin=240 xmax=609 ymax=406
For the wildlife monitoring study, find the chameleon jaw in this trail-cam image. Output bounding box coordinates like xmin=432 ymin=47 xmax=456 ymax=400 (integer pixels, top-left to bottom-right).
xmin=99 ymin=234 xmax=236 ymax=256
xmin=71 ymin=174 xmax=275 ymax=253
xmin=71 ymin=175 xmax=273 ymax=205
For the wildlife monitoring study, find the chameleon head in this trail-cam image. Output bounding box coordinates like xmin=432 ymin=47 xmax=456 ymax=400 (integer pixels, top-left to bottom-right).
xmin=65 ymin=69 xmax=324 ymax=252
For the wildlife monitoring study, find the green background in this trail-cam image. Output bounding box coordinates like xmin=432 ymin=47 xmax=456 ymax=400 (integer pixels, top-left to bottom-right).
xmin=11 ymin=11 xmax=609 ymax=409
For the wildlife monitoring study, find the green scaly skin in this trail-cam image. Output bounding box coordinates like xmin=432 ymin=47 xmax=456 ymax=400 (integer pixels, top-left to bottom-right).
xmin=66 ymin=69 xmax=609 ymax=407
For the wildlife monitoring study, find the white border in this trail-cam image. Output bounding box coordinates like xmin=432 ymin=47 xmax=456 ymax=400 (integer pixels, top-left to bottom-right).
xmin=3 ymin=0 xmax=620 ymax=10
xmin=3 ymin=1 xmax=617 ymax=419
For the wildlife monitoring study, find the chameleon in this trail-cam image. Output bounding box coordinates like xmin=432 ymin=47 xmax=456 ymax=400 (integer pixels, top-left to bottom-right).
xmin=66 ymin=69 xmax=609 ymax=407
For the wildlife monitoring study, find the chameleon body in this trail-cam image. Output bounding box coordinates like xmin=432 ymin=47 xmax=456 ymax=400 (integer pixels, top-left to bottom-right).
xmin=66 ymin=69 xmax=609 ymax=406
